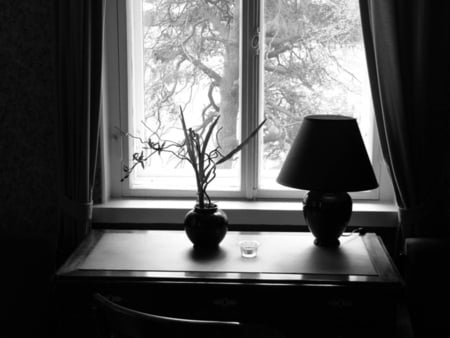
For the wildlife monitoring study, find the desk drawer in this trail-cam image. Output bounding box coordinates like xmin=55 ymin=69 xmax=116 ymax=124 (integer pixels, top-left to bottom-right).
xmin=57 ymin=281 xmax=399 ymax=338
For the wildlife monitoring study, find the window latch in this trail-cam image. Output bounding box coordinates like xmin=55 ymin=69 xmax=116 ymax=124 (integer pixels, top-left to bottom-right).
xmin=251 ymin=28 xmax=260 ymax=55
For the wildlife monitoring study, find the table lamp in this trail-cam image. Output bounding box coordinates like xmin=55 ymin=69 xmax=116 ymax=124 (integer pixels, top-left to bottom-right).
xmin=276 ymin=115 xmax=378 ymax=246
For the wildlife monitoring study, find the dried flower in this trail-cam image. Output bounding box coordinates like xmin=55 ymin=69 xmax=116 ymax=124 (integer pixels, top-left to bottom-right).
xmin=120 ymin=106 xmax=265 ymax=208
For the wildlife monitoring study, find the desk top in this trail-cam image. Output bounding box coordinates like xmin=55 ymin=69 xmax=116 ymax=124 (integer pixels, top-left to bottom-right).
xmin=57 ymin=230 xmax=402 ymax=286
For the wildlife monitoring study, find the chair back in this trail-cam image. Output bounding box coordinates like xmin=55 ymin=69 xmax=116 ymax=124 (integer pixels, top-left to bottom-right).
xmin=92 ymin=293 xmax=243 ymax=338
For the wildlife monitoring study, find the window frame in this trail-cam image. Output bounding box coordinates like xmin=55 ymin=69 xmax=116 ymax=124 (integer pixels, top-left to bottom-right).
xmin=102 ymin=0 xmax=390 ymax=203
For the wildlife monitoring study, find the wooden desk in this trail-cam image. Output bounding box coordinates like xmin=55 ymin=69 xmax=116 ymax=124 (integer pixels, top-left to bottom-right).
xmin=56 ymin=230 xmax=403 ymax=338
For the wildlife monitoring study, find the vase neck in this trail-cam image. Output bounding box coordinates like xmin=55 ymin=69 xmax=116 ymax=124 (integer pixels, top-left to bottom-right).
xmin=194 ymin=203 xmax=218 ymax=213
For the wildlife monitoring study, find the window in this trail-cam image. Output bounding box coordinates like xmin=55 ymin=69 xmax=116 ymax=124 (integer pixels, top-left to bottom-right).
xmin=104 ymin=0 xmax=384 ymax=201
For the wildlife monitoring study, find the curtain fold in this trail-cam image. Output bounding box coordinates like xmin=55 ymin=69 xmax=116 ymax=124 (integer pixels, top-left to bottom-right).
xmin=56 ymin=0 xmax=105 ymax=264
xmin=360 ymin=0 xmax=449 ymax=238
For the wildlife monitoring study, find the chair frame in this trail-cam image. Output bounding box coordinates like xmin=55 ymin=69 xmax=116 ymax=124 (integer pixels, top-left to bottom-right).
xmin=92 ymin=293 xmax=243 ymax=338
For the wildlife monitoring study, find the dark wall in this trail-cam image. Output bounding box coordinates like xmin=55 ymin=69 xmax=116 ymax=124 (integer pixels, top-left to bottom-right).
xmin=0 ymin=0 xmax=58 ymax=236
xmin=0 ymin=1 xmax=58 ymax=337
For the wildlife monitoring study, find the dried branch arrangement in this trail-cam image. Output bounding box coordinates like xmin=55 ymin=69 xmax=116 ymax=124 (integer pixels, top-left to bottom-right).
xmin=121 ymin=107 xmax=266 ymax=209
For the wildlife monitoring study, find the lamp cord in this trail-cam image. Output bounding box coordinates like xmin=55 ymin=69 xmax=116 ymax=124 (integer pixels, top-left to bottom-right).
xmin=341 ymin=227 xmax=366 ymax=236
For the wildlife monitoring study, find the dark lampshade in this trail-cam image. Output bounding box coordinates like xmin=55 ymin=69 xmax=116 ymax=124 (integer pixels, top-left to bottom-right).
xmin=277 ymin=115 xmax=378 ymax=192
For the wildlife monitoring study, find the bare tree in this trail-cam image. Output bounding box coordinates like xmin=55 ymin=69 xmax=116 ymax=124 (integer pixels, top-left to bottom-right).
xmin=141 ymin=0 xmax=363 ymax=166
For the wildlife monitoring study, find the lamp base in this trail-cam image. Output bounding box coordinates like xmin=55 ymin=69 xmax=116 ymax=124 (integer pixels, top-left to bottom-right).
xmin=313 ymin=237 xmax=340 ymax=247
xmin=303 ymin=191 xmax=352 ymax=247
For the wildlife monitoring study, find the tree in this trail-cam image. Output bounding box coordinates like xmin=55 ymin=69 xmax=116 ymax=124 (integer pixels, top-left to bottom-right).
xmin=140 ymin=0 xmax=364 ymax=169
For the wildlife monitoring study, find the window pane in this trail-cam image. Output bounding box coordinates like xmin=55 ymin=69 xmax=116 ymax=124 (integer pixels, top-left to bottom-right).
xmin=130 ymin=0 xmax=242 ymax=192
xmin=261 ymin=0 xmax=373 ymax=190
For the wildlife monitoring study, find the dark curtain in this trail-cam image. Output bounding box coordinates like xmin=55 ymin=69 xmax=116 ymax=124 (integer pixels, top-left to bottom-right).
xmin=359 ymin=0 xmax=449 ymax=238
xmin=56 ymin=0 xmax=105 ymax=264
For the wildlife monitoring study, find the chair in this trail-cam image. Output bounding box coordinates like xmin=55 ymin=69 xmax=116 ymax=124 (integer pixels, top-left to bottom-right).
xmin=92 ymin=293 xmax=244 ymax=338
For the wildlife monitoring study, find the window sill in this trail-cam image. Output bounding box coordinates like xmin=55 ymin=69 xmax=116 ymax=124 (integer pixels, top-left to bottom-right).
xmin=93 ymin=198 xmax=398 ymax=228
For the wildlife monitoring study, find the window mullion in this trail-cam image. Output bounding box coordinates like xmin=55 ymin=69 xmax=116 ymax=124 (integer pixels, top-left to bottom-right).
xmin=241 ymin=0 xmax=261 ymax=199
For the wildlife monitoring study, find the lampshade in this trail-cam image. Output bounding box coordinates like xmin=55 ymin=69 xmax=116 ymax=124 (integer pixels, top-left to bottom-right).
xmin=277 ymin=115 xmax=378 ymax=192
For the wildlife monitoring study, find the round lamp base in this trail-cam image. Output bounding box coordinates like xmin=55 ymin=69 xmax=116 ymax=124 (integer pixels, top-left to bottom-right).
xmin=313 ymin=238 xmax=341 ymax=247
xmin=303 ymin=191 xmax=352 ymax=247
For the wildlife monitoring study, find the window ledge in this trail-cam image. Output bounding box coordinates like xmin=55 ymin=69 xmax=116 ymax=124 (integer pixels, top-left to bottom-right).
xmin=94 ymin=199 xmax=398 ymax=228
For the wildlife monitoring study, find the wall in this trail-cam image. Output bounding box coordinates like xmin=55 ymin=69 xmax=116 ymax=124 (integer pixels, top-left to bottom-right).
xmin=0 ymin=0 xmax=58 ymax=236
xmin=0 ymin=1 xmax=58 ymax=337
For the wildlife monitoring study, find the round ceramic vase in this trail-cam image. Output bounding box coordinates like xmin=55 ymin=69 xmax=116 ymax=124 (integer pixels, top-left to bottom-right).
xmin=184 ymin=205 xmax=228 ymax=249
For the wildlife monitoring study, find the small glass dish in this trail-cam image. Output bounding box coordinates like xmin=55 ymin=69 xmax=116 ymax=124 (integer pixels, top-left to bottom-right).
xmin=239 ymin=240 xmax=260 ymax=258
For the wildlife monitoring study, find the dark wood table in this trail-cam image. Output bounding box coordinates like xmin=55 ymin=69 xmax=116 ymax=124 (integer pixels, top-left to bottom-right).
xmin=56 ymin=230 xmax=404 ymax=338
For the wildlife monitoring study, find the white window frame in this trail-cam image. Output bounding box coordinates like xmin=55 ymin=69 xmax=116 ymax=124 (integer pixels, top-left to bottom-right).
xmin=101 ymin=0 xmax=394 ymax=206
